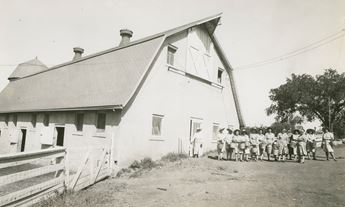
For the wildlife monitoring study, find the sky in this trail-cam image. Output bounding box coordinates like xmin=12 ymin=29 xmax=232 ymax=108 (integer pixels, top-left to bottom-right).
xmin=0 ymin=0 xmax=345 ymax=127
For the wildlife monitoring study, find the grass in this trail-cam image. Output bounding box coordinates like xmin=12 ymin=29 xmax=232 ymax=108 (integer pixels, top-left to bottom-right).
xmin=117 ymin=153 xmax=189 ymax=178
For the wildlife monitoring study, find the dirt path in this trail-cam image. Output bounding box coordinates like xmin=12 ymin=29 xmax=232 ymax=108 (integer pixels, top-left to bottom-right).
xmin=37 ymin=145 xmax=345 ymax=207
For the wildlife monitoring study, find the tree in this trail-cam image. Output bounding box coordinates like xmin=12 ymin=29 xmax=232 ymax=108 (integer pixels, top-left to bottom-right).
xmin=267 ymin=69 xmax=345 ymax=135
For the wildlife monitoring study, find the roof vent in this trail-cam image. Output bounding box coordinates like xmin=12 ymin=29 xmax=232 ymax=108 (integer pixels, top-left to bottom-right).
xmin=73 ymin=47 xmax=84 ymax=61
xmin=119 ymin=29 xmax=133 ymax=46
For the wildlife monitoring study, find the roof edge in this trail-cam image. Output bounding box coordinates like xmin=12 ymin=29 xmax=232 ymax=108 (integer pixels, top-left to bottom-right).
xmin=0 ymin=105 xmax=123 ymax=113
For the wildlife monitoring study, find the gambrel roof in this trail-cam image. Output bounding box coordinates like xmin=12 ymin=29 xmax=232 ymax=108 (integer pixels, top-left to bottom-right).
xmin=0 ymin=13 xmax=245 ymax=126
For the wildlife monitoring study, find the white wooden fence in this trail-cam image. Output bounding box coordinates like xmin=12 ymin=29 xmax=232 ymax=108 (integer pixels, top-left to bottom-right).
xmin=0 ymin=147 xmax=112 ymax=207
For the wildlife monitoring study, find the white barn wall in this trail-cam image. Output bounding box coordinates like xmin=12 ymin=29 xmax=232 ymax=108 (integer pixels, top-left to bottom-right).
xmin=0 ymin=111 xmax=119 ymax=170
xmin=116 ymin=26 xmax=239 ymax=167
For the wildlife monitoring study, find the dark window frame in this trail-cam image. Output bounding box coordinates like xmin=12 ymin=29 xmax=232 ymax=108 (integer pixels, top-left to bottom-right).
xmin=4 ymin=114 xmax=9 ymax=126
xmin=152 ymin=114 xmax=164 ymax=136
xmin=217 ymin=68 xmax=224 ymax=84
xmin=167 ymin=45 xmax=177 ymax=66
xmin=13 ymin=114 xmax=17 ymax=127
xmin=31 ymin=113 xmax=37 ymax=128
xmin=43 ymin=113 xmax=50 ymax=127
xmin=75 ymin=112 xmax=84 ymax=132
xmin=96 ymin=112 xmax=106 ymax=132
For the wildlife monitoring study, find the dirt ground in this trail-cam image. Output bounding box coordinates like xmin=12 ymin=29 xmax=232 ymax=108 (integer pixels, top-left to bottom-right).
xmin=39 ymin=145 xmax=345 ymax=207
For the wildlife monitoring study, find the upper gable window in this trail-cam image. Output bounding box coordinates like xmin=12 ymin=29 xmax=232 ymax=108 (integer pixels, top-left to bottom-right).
xmin=217 ymin=68 xmax=224 ymax=84
xmin=167 ymin=45 xmax=177 ymax=66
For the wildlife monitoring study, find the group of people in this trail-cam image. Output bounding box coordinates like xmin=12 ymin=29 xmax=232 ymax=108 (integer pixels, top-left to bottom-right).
xmin=216 ymin=127 xmax=337 ymax=163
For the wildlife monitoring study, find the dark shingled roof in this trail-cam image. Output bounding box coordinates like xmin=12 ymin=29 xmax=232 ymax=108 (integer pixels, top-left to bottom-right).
xmin=0 ymin=14 xmax=223 ymax=113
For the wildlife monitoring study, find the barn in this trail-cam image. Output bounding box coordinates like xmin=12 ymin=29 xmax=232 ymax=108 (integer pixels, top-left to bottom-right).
xmin=0 ymin=14 xmax=244 ymax=168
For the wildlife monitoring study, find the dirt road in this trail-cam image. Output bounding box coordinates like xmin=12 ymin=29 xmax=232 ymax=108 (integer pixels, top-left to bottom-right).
xmin=39 ymin=145 xmax=345 ymax=207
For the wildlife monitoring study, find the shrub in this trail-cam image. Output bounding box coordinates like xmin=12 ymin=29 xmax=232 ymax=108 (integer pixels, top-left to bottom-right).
xmin=140 ymin=157 xmax=157 ymax=169
xmin=116 ymin=168 xmax=131 ymax=177
xmin=161 ymin=152 xmax=189 ymax=162
xmin=129 ymin=160 xmax=141 ymax=170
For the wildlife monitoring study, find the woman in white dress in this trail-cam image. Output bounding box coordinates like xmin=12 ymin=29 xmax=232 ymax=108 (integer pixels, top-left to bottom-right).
xmin=191 ymin=128 xmax=203 ymax=158
xmin=225 ymin=129 xmax=234 ymax=160
xmin=322 ymin=128 xmax=337 ymax=161
xmin=232 ymin=129 xmax=241 ymax=162
xmin=257 ymin=129 xmax=266 ymax=161
xmin=265 ymin=127 xmax=276 ymax=161
xmin=305 ymin=129 xmax=317 ymax=160
xmin=290 ymin=130 xmax=299 ymax=160
xmin=250 ymin=129 xmax=259 ymax=161
xmin=296 ymin=129 xmax=307 ymax=163
xmin=216 ymin=128 xmax=226 ymax=160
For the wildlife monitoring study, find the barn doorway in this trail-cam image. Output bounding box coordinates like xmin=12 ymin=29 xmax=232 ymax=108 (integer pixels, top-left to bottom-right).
xmin=20 ymin=129 xmax=27 ymax=152
xmin=55 ymin=127 xmax=65 ymax=147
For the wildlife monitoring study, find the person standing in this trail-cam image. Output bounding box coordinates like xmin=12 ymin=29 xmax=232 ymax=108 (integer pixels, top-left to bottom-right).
xmin=296 ymin=129 xmax=307 ymax=163
xmin=250 ymin=129 xmax=259 ymax=161
xmin=277 ymin=129 xmax=289 ymax=161
xmin=225 ymin=129 xmax=234 ymax=160
xmin=306 ymin=129 xmax=317 ymax=160
xmin=216 ymin=128 xmax=226 ymax=160
xmin=191 ymin=128 xmax=203 ymax=158
xmin=242 ymin=130 xmax=251 ymax=162
xmin=257 ymin=129 xmax=266 ymax=161
xmin=322 ymin=128 xmax=337 ymax=161
xmin=232 ymin=129 xmax=241 ymax=162
xmin=290 ymin=130 xmax=299 ymax=160
xmin=265 ymin=127 xmax=276 ymax=161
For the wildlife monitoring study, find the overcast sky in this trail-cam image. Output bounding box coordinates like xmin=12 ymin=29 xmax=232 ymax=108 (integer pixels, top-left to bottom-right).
xmin=1 ymin=0 xmax=345 ymax=126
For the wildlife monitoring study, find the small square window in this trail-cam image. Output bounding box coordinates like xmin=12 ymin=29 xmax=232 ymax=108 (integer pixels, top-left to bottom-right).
xmin=167 ymin=45 xmax=177 ymax=65
xmin=31 ymin=113 xmax=37 ymax=128
xmin=96 ymin=113 xmax=106 ymax=132
xmin=43 ymin=113 xmax=50 ymax=127
xmin=212 ymin=124 xmax=219 ymax=139
xmin=217 ymin=69 xmax=223 ymax=84
xmin=75 ymin=113 xmax=84 ymax=132
xmin=152 ymin=115 xmax=163 ymax=136
xmin=13 ymin=114 xmax=17 ymax=127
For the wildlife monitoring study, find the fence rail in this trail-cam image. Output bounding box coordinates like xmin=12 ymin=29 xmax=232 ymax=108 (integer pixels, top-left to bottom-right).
xmin=0 ymin=146 xmax=112 ymax=207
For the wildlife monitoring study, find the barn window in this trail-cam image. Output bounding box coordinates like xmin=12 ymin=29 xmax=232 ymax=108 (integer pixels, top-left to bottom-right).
xmin=212 ymin=123 xmax=219 ymax=139
xmin=4 ymin=114 xmax=9 ymax=126
xmin=96 ymin=113 xmax=106 ymax=132
xmin=31 ymin=113 xmax=37 ymax=128
xmin=167 ymin=45 xmax=177 ymax=66
xmin=13 ymin=114 xmax=17 ymax=127
xmin=217 ymin=68 xmax=223 ymax=84
xmin=75 ymin=113 xmax=84 ymax=132
xmin=152 ymin=114 xmax=163 ymax=136
xmin=43 ymin=113 xmax=50 ymax=127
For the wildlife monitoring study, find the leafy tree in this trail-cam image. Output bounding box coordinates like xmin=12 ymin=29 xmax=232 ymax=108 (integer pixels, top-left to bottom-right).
xmin=267 ymin=69 xmax=345 ymax=135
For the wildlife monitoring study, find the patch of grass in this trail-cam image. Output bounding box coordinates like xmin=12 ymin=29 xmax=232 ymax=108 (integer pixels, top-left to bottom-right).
xmin=161 ymin=152 xmax=189 ymax=162
xmin=140 ymin=157 xmax=157 ymax=169
xmin=129 ymin=160 xmax=141 ymax=170
xmin=116 ymin=168 xmax=132 ymax=177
